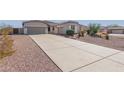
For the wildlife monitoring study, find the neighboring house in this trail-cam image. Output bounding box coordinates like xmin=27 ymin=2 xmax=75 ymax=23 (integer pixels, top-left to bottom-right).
xmin=107 ymin=26 xmax=124 ymax=34
xmin=99 ymin=26 xmax=108 ymax=33
xmin=98 ymin=26 xmax=124 ymax=34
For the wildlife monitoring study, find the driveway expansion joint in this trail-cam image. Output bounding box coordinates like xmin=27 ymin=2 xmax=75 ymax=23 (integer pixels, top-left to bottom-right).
xmin=70 ymin=51 xmax=122 ymax=72
xmin=29 ymin=35 xmax=63 ymax=72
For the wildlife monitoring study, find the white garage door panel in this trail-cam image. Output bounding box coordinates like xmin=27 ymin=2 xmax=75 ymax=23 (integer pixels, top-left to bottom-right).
xmin=27 ymin=27 xmax=46 ymax=34
xmin=112 ymin=30 xmax=124 ymax=34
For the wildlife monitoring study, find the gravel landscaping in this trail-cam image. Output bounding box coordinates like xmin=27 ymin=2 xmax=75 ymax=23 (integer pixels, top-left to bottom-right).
xmin=0 ymin=35 xmax=61 ymax=72
xmin=58 ymin=34 xmax=124 ymax=51
xmin=77 ymin=35 xmax=124 ymax=51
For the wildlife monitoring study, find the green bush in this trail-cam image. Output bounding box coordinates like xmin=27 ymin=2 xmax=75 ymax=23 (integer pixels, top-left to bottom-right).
xmin=88 ymin=23 xmax=100 ymax=36
xmin=106 ymin=34 xmax=109 ymax=40
xmin=66 ymin=30 xmax=74 ymax=36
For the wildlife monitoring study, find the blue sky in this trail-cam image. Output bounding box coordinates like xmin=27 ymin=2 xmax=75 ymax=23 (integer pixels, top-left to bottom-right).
xmin=0 ymin=20 xmax=124 ymax=27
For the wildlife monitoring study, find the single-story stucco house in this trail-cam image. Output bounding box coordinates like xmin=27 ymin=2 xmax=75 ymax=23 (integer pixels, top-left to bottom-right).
xmin=99 ymin=26 xmax=124 ymax=34
xmin=99 ymin=26 xmax=108 ymax=33
xmin=107 ymin=26 xmax=124 ymax=34
xmin=20 ymin=20 xmax=87 ymax=35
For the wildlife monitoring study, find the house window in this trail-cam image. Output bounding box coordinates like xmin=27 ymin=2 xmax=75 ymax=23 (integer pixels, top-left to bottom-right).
xmin=70 ymin=25 xmax=75 ymax=30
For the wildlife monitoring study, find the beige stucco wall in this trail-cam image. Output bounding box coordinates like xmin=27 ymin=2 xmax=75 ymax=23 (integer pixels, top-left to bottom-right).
xmin=49 ymin=26 xmax=59 ymax=34
xmin=45 ymin=27 xmax=48 ymax=34
xmin=52 ymin=27 xmax=58 ymax=34
xmin=23 ymin=22 xmax=48 ymax=27
xmin=58 ymin=23 xmax=80 ymax=34
xmin=19 ymin=28 xmax=24 ymax=34
xmin=50 ymin=27 xmax=53 ymax=32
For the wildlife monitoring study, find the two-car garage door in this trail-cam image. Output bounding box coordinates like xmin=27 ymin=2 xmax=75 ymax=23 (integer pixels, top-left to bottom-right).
xmin=27 ymin=27 xmax=46 ymax=34
xmin=111 ymin=30 xmax=124 ymax=34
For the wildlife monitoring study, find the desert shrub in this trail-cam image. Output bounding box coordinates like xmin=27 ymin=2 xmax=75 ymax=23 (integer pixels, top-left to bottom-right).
xmin=66 ymin=30 xmax=74 ymax=36
xmin=0 ymin=27 xmax=15 ymax=60
xmin=106 ymin=34 xmax=109 ymax=40
xmin=88 ymin=23 xmax=100 ymax=36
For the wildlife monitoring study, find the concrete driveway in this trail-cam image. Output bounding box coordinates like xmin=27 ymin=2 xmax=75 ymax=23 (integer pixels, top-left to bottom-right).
xmin=30 ymin=34 xmax=124 ymax=72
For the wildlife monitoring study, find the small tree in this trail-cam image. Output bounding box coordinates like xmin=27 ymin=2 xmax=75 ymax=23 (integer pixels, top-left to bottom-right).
xmin=88 ymin=23 xmax=100 ymax=36
xmin=0 ymin=26 xmax=15 ymax=60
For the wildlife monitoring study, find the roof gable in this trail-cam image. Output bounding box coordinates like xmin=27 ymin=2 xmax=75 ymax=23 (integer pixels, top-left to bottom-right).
xmin=59 ymin=21 xmax=79 ymax=25
xmin=107 ymin=26 xmax=124 ymax=30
